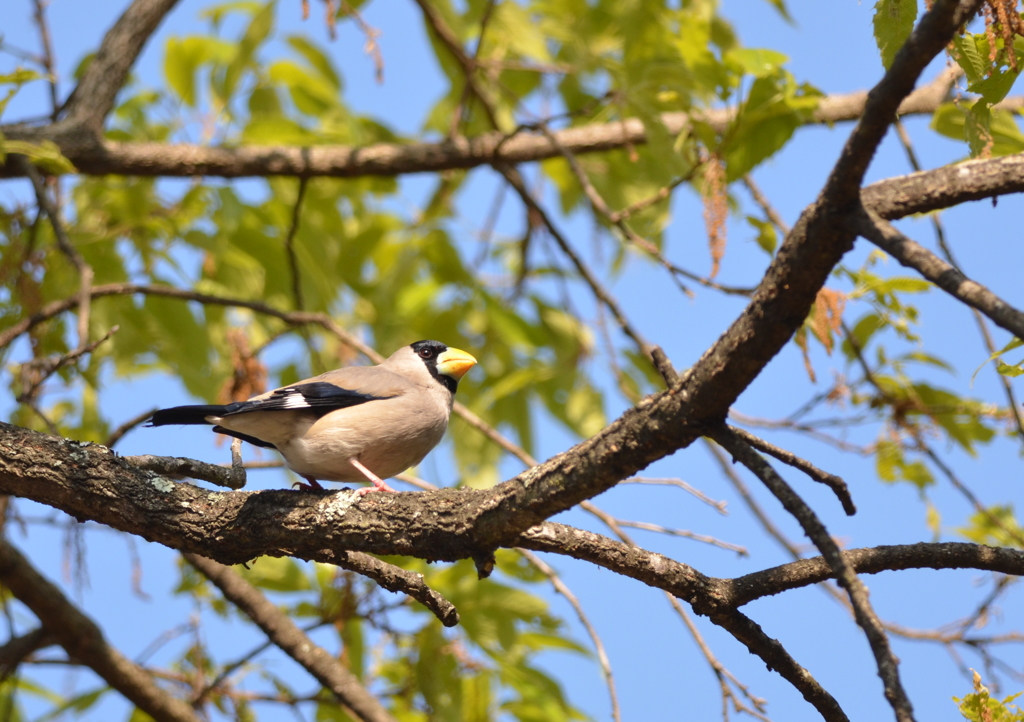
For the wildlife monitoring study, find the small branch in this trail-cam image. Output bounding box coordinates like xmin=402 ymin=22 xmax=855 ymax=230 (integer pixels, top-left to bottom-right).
xmin=123 ymin=455 xmax=247 ymax=490
xmin=0 ymin=538 xmax=202 ymax=722
xmin=0 ymin=627 xmax=55 ymax=681
xmin=105 ymin=408 xmax=158 ymax=449
xmin=724 ymin=543 xmax=1024 ymax=608
xmin=517 ymin=549 xmax=621 ymax=722
xmin=709 ymin=426 xmax=915 ymax=722
xmin=725 ymin=425 xmax=856 ymax=516
xmin=16 ymin=326 xmax=118 ymax=407
xmin=284 ymin=177 xmax=308 ymax=313
xmin=855 ymin=207 xmax=1024 ymax=341
xmin=323 ymin=550 xmax=459 ymax=627
xmin=650 ymin=346 xmax=679 ymax=386
xmin=710 ymin=609 xmax=850 ymax=722
xmin=495 ymin=161 xmax=657 ymax=361
xmin=17 ymin=156 xmax=93 ymax=351
xmin=891 ymin=120 xmax=1024 ymax=445
xmin=31 ymin=0 xmax=59 ymax=123
xmin=184 ymin=553 xmax=398 ymax=722
xmin=412 ymin=0 xmax=502 ymax=131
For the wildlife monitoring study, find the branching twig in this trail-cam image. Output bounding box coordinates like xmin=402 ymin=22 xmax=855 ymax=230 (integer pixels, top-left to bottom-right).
xmin=726 ymin=425 xmax=856 ymax=516
xmin=17 ymin=156 xmax=93 ymax=352
xmin=0 ymin=538 xmax=202 ymax=722
xmin=517 ymin=549 xmax=621 ymax=722
xmin=123 ymin=455 xmax=248 ymax=490
xmin=184 ymin=553 xmax=398 ymax=722
xmin=105 ymin=408 xmax=158 ymax=449
xmin=891 ymin=120 xmax=1024 ymax=445
xmin=855 ymin=207 xmax=1024 ymax=341
xmin=709 ymin=426 xmax=914 ymax=722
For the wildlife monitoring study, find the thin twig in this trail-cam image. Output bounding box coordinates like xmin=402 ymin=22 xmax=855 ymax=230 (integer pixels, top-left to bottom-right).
xmin=517 ymin=549 xmax=621 ymax=722
xmin=15 ymin=326 xmax=118 ymax=406
xmin=619 ymin=476 xmax=728 ymax=515
xmin=615 ymin=520 xmax=748 ymax=556
xmin=17 ymin=156 xmax=93 ymax=351
xmin=891 ymin=119 xmax=1024 ymax=445
xmin=726 ymin=425 xmax=856 ymax=515
xmin=495 ymin=162 xmax=657 ymax=361
xmin=664 ymin=596 xmax=772 ymax=722
xmin=184 ymin=553 xmax=398 ymax=722
xmin=284 ymin=177 xmax=308 ymax=313
xmin=105 ymin=408 xmax=159 ymax=449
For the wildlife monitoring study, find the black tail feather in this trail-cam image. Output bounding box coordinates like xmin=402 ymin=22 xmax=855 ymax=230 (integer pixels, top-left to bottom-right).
xmin=211 ymin=426 xmax=277 ymax=450
xmin=147 ymin=404 xmax=230 ymax=427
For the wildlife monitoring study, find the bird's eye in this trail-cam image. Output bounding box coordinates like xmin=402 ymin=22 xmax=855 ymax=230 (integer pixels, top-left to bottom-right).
xmin=419 ymin=348 xmax=433 ymax=359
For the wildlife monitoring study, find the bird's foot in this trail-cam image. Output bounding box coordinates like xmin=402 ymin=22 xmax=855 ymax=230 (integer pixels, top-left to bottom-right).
xmin=293 ymin=476 xmax=325 ymax=491
xmin=350 ymin=458 xmax=398 ymax=496
xmin=355 ymin=479 xmax=399 ymax=496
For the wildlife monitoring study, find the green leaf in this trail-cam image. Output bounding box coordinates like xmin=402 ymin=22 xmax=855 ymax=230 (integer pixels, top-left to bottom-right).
xmin=952 ymin=34 xmax=987 ymax=85
xmin=221 ymin=0 xmax=276 ymax=102
xmin=931 ymin=102 xmax=1024 ymax=157
xmin=164 ymin=36 xmax=235 ymax=106
xmin=759 ymin=0 xmax=793 ymax=23
xmin=745 ymin=214 xmax=777 ymax=254
xmin=0 ymin=139 xmax=75 ymax=174
xmin=286 ymin=35 xmax=342 ymax=91
xmin=725 ymin=48 xmax=788 ymax=78
xmin=968 ymin=68 xmax=1021 ymax=106
xmin=957 ymin=506 xmax=1024 ymax=549
xmin=996 ymin=361 xmax=1024 ymax=377
xmin=873 ymin=0 xmax=917 ymax=70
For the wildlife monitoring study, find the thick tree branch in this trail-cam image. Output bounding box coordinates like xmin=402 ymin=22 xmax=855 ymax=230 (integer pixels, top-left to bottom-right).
xmin=184 ymin=554 xmax=398 ymax=722
xmin=863 ymin=152 xmax=1024 ymax=220
xmin=60 ymin=0 xmax=182 ymax=132
xmin=0 ymin=538 xmax=202 ymax=722
xmin=855 ymin=207 xmax=1024 ymax=340
xmin=0 ymin=68 xmax=994 ymax=179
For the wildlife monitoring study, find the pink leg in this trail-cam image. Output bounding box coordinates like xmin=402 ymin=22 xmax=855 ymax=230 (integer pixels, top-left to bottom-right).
xmin=350 ymin=458 xmax=398 ymax=495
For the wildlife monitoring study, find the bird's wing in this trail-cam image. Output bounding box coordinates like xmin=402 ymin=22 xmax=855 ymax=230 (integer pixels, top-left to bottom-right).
xmin=222 ymin=380 xmax=396 ymax=420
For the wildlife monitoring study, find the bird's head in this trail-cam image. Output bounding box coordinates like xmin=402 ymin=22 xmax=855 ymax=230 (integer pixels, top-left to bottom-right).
xmin=409 ymin=340 xmax=477 ymax=393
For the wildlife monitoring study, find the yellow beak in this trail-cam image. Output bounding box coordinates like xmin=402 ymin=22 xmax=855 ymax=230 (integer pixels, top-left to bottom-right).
xmin=436 ymin=347 xmax=477 ymax=380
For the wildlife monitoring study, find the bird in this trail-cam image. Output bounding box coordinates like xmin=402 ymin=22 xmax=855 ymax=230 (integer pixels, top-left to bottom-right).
xmin=147 ymin=340 xmax=477 ymax=494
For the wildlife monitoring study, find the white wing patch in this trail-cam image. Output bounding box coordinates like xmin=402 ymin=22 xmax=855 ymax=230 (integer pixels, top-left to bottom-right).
xmin=277 ymin=389 xmax=312 ymax=409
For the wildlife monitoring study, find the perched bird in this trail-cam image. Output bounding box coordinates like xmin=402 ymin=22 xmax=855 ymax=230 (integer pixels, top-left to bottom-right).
xmin=148 ymin=340 xmax=477 ymax=494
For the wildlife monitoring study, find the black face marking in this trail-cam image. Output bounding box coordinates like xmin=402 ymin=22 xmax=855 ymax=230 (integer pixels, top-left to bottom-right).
xmin=410 ymin=340 xmax=458 ymax=394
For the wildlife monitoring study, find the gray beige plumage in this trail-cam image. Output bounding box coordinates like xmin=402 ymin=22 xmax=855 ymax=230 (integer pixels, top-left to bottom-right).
xmin=148 ymin=340 xmax=477 ymax=494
